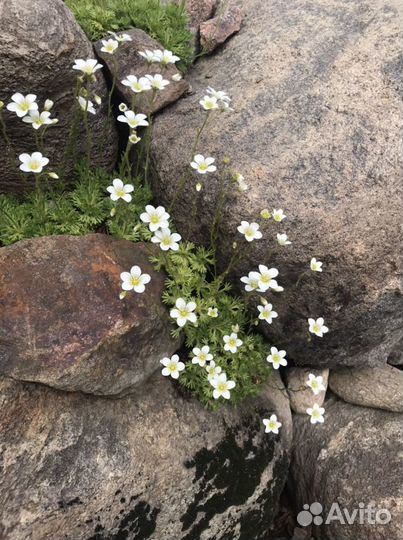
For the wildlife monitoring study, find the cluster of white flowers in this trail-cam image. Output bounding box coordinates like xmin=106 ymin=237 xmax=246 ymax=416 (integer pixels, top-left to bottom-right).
xmin=305 ymin=373 xmax=326 ymax=423
xmin=199 ymin=87 xmax=232 ymax=113
xmin=241 ymin=264 xmax=282 ymax=293
xmin=7 ymin=93 xmax=58 ymax=129
xmin=138 ymin=49 xmax=180 ymax=66
xmin=100 ymin=32 xmax=132 ymax=55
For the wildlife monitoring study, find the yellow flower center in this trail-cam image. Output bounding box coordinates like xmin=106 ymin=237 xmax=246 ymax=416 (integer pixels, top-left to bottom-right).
xmin=162 ymin=237 xmax=172 ymax=246
xmin=250 ymin=280 xmax=259 ymax=289
xmin=311 ymin=380 xmax=319 ymax=389
xmin=229 ymin=338 xmax=237 ymax=347
xmin=217 ymin=382 xmax=227 ymax=392
xmin=168 ymin=363 xmax=177 ymax=373
xmin=199 ymin=353 xmax=207 ymax=361
xmin=199 ymin=163 xmax=208 ymax=171
xmin=150 ymin=215 xmax=160 ymax=224
xmin=180 ymin=310 xmax=189 ymax=318
xmin=116 ymin=189 xmax=125 ymax=197
xmin=130 ymin=277 xmax=140 ymax=287
xmin=313 ymin=324 xmax=321 ymax=333
xmin=269 ymin=421 xmax=277 ymax=429
xmin=21 ymin=102 xmax=30 ymax=112
xmin=312 ymin=410 xmax=321 ymax=418
xmin=30 ymin=161 xmax=40 ymax=171
xmin=273 ymin=354 xmax=280 ymax=363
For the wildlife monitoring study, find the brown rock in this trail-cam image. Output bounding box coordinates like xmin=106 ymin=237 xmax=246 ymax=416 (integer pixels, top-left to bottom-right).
xmin=286 ymin=368 xmax=328 ymax=414
xmin=0 ymin=234 xmax=179 ymax=396
xmin=0 ymin=374 xmax=290 ymax=539
xmin=200 ymin=3 xmax=243 ymax=53
xmin=291 ymin=398 xmax=403 ymax=540
xmin=151 ymin=0 xmax=403 ymax=369
xmin=94 ymin=29 xmax=190 ymax=116
xmin=329 ymin=364 xmax=403 ymax=412
xmin=176 ymin=0 xmax=217 ymax=29
xmin=0 ymin=0 xmax=117 ymax=194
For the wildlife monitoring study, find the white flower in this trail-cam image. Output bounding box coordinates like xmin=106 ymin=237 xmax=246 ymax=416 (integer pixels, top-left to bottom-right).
xmin=172 ymin=73 xmax=182 ymax=82
xmin=237 ymin=221 xmax=262 ymax=242
xmin=206 ymin=360 xmax=222 ymax=381
xmin=108 ymin=31 xmax=132 ymax=43
xmin=266 ymin=347 xmax=287 ymax=369
xmin=77 ymin=96 xmax=96 ymax=114
xmin=190 ymin=154 xmax=216 ymax=174
xmin=207 ymin=86 xmax=231 ymax=103
xmin=263 ymin=414 xmax=282 ymax=434
xmin=117 ymin=111 xmax=149 ymax=129
xmin=19 ymin=152 xmax=49 ymax=174
xmin=192 ymin=346 xmax=213 ymax=367
xmin=151 ymin=228 xmax=181 ymax=251
xmin=260 ymin=208 xmax=271 ymax=219
xmin=257 ymin=303 xmax=278 ymax=324
xmin=277 ymin=233 xmax=291 ymax=246
xmin=308 ymin=317 xmax=329 ymax=337
xmin=310 ymin=258 xmax=323 ymax=272
xmin=223 ymin=332 xmax=243 ymax=353
xmin=107 ymin=178 xmax=134 ymax=202
xmin=306 ymin=374 xmax=326 ymax=395
xmin=219 ymin=100 xmax=234 ymax=112
xmin=100 ymin=38 xmax=119 ymax=54
xmin=199 ymin=95 xmax=218 ymax=111
xmin=207 ymin=307 xmax=218 ymax=318
xmin=210 ymin=373 xmax=236 ymax=400
xmin=72 ymin=58 xmax=103 ymax=75
xmin=121 ymin=75 xmax=152 ymax=93
xmin=140 ymin=205 xmax=170 ymax=232
xmin=272 ymin=209 xmax=286 ymax=222
xmin=240 ymin=271 xmax=261 ymax=292
xmin=44 ymin=99 xmax=54 ymax=111
xmin=120 ymin=266 xmax=151 ymax=293
xmin=160 ymin=354 xmax=185 ymax=379
xmin=6 ymin=93 xmax=38 ymax=117
xmin=256 ymin=265 xmax=279 ymax=292
xmin=170 ymin=298 xmax=197 ymax=327
xmin=138 ymin=49 xmax=157 ymax=63
xmin=22 ymin=110 xmax=55 ymax=129
xmin=233 ymin=173 xmax=248 ymax=191
xmin=153 ymin=49 xmax=180 ymax=65
xmin=145 ymin=74 xmax=170 ymax=90
xmin=307 ymin=403 xmax=325 ymax=424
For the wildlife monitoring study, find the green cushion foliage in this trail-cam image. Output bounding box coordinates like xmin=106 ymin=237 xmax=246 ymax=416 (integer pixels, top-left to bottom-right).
xmin=65 ymin=0 xmax=194 ymax=70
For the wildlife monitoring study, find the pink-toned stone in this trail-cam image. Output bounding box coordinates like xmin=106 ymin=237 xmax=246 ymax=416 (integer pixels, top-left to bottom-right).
xmin=200 ymin=3 xmax=243 ymax=53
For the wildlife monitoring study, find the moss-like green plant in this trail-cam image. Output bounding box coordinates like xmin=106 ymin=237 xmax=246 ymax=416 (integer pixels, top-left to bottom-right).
xmin=65 ymin=0 xmax=194 ymax=70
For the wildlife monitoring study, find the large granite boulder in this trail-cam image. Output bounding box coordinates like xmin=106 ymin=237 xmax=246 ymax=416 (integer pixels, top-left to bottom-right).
xmin=150 ymin=0 xmax=403 ymax=368
xmin=0 ymin=234 xmax=180 ymax=396
xmin=290 ymin=398 xmax=403 ymax=540
xmin=0 ymin=0 xmax=117 ymax=193
xmin=0 ymin=374 xmax=291 ymax=540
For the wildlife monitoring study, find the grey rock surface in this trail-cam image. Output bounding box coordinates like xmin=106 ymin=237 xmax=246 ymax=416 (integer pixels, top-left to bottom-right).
xmin=0 ymin=0 xmax=117 ymax=193
xmin=151 ymin=0 xmax=403 ymax=369
xmin=0 ymin=374 xmax=291 ymax=540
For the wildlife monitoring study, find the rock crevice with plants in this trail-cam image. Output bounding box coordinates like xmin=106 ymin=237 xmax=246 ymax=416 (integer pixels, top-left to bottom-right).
xmin=0 ymin=0 xmax=402 ymax=539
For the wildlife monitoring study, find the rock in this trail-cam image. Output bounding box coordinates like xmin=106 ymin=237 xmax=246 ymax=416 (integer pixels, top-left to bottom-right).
xmin=0 ymin=0 xmax=117 ymax=194
xmin=286 ymin=368 xmax=328 ymax=414
xmin=175 ymin=0 xmax=217 ymax=29
xmin=151 ymin=0 xmax=403 ymax=369
xmin=329 ymin=364 xmax=403 ymax=412
xmin=388 ymin=337 xmax=403 ymax=365
xmin=200 ymin=3 xmax=243 ymax=53
xmin=94 ymin=29 xmax=190 ymax=116
xmin=291 ymin=398 xmax=403 ymax=540
xmin=0 ymin=374 xmax=291 ymax=540
xmin=0 ymin=234 xmax=180 ymax=396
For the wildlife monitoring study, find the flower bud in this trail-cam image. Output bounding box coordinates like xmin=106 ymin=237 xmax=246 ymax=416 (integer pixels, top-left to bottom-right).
xmin=222 ymin=156 xmax=230 ymax=165
xmin=110 ymin=207 xmax=116 ymax=217
xmin=44 ymin=99 xmax=54 ymax=111
xmin=0 ymin=100 xmax=4 ymax=109
xmin=119 ymin=291 xmax=127 ymax=300
xmin=119 ymin=103 xmax=128 ymax=112
xmin=129 ymin=133 xmax=141 ymax=145
xmin=172 ymin=73 xmax=182 ymax=82
xmin=231 ymin=324 xmax=240 ymax=333
xmin=196 ymin=182 xmax=202 ymax=192
xmin=48 ymin=172 xmax=59 ymax=179
xmin=94 ymin=95 xmax=102 ymax=105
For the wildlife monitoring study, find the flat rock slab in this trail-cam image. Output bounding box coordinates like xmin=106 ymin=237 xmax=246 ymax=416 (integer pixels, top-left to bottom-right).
xmin=0 ymin=234 xmax=179 ymax=396
xmin=291 ymin=398 xmax=403 ymax=540
xmin=94 ymin=28 xmax=190 ymax=116
xmin=151 ymin=0 xmax=403 ymax=369
xmin=0 ymin=374 xmax=290 ymax=540
xmin=329 ymin=364 xmax=403 ymax=412
xmin=0 ymin=0 xmax=117 ymax=193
